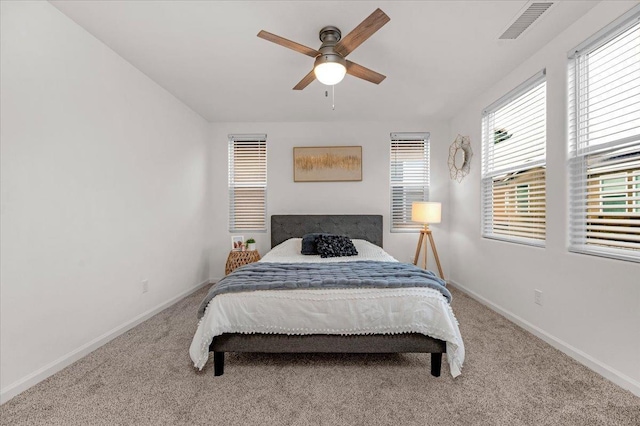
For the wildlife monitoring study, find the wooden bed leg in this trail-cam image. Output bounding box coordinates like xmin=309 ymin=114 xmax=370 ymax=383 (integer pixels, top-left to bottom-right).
xmin=431 ymin=353 xmax=442 ymax=377
xmin=214 ymin=351 xmax=224 ymax=376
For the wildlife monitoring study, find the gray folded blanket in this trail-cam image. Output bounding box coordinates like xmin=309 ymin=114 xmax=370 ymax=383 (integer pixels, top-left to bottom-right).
xmin=197 ymin=261 xmax=451 ymax=319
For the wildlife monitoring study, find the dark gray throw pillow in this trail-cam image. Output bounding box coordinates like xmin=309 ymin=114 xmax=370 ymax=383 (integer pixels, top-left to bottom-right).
xmin=301 ymin=233 xmax=329 ymax=255
xmin=316 ymin=235 xmax=358 ymax=258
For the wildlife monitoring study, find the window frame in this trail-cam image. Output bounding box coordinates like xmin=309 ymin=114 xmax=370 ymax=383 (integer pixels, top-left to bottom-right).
xmin=568 ymin=6 xmax=640 ymax=263
xmin=228 ymin=134 xmax=267 ymax=233
xmin=481 ymin=70 xmax=547 ymax=247
xmin=389 ymin=132 xmax=431 ymax=233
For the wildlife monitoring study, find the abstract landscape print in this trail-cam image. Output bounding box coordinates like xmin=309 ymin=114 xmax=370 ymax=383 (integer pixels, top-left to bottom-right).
xmin=293 ymin=146 xmax=362 ymax=182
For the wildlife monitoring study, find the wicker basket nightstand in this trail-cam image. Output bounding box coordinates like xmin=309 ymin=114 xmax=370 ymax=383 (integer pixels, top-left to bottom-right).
xmin=225 ymin=250 xmax=261 ymax=275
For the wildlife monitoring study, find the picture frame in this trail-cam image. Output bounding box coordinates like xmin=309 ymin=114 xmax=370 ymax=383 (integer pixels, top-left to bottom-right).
xmin=293 ymin=146 xmax=362 ymax=182
xmin=231 ymin=235 xmax=244 ymax=251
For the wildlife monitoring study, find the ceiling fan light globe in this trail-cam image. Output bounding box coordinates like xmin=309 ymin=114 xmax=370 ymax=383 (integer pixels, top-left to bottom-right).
xmin=314 ymin=62 xmax=346 ymax=86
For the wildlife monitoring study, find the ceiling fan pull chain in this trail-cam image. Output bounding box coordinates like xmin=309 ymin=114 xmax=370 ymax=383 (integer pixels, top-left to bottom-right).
xmin=332 ymin=85 xmax=335 ymax=111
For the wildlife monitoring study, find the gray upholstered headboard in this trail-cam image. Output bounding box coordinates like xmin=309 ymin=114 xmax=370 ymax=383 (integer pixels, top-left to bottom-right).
xmin=271 ymin=215 xmax=383 ymax=248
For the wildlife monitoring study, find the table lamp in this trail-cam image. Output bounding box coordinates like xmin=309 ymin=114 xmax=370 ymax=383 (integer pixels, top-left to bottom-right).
xmin=412 ymin=201 xmax=444 ymax=279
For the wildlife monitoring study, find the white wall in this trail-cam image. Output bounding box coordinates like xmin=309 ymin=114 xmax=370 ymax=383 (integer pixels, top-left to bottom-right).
xmin=209 ymin=120 xmax=451 ymax=279
xmin=448 ymin=1 xmax=640 ymax=394
xmin=0 ymin=1 xmax=211 ymax=401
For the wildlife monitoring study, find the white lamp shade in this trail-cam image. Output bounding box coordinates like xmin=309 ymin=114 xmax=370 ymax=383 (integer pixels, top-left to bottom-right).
xmin=314 ymin=62 xmax=346 ymax=85
xmin=412 ymin=202 xmax=441 ymax=224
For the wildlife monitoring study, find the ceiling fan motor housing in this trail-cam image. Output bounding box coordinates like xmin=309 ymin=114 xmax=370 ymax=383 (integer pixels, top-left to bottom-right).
xmin=316 ymin=26 xmax=346 ymax=68
xmin=319 ymin=26 xmax=341 ymax=44
xmin=314 ymin=49 xmax=346 ymax=69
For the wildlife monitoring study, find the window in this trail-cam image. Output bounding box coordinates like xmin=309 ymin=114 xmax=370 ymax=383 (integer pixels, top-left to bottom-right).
xmin=481 ymin=71 xmax=547 ymax=245
xmin=228 ymin=134 xmax=267 ymax=232
xmin=390 ymin=132 xmax=430 ymax=231
xmin=568 ymin=6 xmax=640 ymax=262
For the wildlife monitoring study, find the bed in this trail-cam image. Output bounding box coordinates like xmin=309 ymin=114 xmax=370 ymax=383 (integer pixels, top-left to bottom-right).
xmin=190 ymin=215 xmax=464 ymax=378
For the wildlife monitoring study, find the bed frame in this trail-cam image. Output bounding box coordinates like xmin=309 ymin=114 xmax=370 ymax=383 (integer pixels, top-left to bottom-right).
xmin=209 ymin=214 xmax=447 ymax=377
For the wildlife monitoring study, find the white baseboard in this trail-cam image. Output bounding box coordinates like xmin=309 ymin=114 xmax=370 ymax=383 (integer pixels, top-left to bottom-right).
xmin=448 ymin=280 xmax=640 ymax=397
xmin=0 ymin=279 xmax=212 ymax=405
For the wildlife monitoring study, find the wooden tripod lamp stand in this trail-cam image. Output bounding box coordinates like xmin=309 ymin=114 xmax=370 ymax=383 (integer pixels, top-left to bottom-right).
xmin=412 ymin=201 xmax=444 ymax=279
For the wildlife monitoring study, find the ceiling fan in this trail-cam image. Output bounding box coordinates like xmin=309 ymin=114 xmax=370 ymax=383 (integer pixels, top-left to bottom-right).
xmin=257 ymin=8 xmax=390 ymax=90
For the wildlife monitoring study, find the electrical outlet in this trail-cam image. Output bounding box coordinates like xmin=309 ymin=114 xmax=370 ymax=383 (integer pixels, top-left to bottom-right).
xmin=142 ymin=279 xmax=149 ymax=294
xmin=534 ymin=289 xmax=543 ymax=306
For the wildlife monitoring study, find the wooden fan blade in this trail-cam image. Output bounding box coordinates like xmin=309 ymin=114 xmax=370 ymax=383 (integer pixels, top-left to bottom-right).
xmin=345 ymin=60 xmax=386 ymax=84
xmin=257 ymin=30 xmax=320 ymax=58
xmin=334 ymin=9 xmax=390 ymax=58
xmin=293 ymin=69 xmax=316 ymax=90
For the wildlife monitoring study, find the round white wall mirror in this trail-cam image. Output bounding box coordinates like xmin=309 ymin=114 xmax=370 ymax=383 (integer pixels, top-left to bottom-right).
xmin=448 ymin=135 xmax=473 ymax=182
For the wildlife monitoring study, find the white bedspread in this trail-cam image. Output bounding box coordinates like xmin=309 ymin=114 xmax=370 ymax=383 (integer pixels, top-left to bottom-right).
xmin=189 ymin=239 xmax=465 ymax=377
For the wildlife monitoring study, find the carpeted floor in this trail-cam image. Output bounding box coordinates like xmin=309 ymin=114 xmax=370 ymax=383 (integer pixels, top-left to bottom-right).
xmin=1 ymin=286 xmax=638 ymax=426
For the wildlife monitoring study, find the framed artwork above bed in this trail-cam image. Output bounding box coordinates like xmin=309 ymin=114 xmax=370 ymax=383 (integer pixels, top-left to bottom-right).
xmin=293 ymin=146 xmax=362 ymax=182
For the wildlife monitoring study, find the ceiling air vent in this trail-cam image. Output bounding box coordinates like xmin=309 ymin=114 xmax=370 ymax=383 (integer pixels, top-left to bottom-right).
xmin=499 ymin=1 xmax=554 ymax=40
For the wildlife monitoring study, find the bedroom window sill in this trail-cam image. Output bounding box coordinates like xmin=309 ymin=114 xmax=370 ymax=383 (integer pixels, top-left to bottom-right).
xmin=482 ymin=234 xmax=545 ymax=248
xmin=569 ymin=246 xmax=640 ymax=264
xmin=390 ymin=228 xmax=424 ymax=233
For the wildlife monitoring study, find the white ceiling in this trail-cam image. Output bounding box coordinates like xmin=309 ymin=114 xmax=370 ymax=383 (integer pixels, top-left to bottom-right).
xmin=50 ymin=1 xmax=598 ymax=123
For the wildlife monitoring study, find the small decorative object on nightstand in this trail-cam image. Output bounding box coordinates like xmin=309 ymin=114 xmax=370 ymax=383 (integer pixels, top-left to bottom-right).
xmin=231 ymin=235 xmax=244 ymax=251
xmin=225 ymin=249 xmax=261 ymax=275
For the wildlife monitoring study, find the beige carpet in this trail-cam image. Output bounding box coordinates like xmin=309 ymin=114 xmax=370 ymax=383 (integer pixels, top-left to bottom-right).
xmin=1 ymin=286 xmax=638 ymax=426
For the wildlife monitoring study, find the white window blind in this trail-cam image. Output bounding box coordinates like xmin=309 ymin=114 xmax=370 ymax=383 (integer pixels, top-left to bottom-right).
xmin=390 ymin=132 xmax=430 ymax=232
xmin=228 ymin=134 xmax=267 ymax=232
xmin=568 ymin=7 xmax=640 ymax=262
xmin=481 ymin=71 xmax=547 ymax=245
